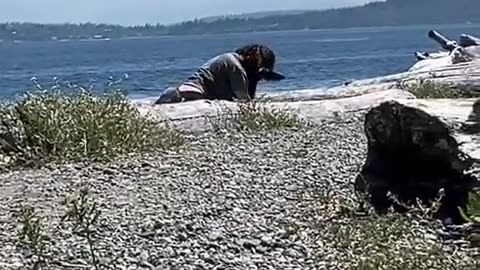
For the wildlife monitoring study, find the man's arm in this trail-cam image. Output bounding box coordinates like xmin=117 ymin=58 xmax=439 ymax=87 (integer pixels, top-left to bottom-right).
xmin=248 ymin=75 xmax=260 ymax=99
xmin=228 ymin=68 xmax=250 ymax=100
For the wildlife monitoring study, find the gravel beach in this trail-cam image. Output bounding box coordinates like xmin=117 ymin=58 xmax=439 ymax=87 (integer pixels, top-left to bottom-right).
xmin=0 ymin=111 xmax=478 ymax=270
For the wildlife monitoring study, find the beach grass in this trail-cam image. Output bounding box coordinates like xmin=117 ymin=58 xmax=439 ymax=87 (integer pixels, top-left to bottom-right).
xmin=400 ymin=78 xmax=480 ymax=99
xmin=209 ymin=97 xmax=308 ymax=132
xmin=0 ymin=88 xmax=184 ymax=165
xmin=233 ymin=99 xmax=306 ymax=131
xmin=324 ymin=213 xmax=475 ymax=270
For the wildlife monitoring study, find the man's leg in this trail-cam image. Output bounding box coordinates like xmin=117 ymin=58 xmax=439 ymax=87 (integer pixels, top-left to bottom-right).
xmin=154 ymin=88 xmax=182 ymax=104
xmin=179 ymin=91 xmax=206 ymax=101
xmin=154 ymin=85 xmax=206 ymax=105
xmin=177 ymin=84 xmax=206 ymax=101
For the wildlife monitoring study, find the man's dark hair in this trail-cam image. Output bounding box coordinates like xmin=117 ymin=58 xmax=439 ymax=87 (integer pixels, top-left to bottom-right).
xmin=235 ymin=44 xmax=277 ymax=99
xmin=235 ymin=44 xmax=276 ymax=70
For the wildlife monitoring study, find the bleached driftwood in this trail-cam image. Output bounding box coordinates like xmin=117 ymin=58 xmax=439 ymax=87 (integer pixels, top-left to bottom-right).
xmin=459 ymin=34 xmax=480 ymax=48
xmin=331 ymin=59 xmax=480 ymax=98
xmin=136 ymin=89 xmax=415 ymax=133
xmin=410 ymin=30 xmax=480 ymax=72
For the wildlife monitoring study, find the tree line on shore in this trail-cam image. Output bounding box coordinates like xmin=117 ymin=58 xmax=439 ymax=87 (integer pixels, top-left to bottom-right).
xmin=0 ymin=0 xmax=478 ymax=41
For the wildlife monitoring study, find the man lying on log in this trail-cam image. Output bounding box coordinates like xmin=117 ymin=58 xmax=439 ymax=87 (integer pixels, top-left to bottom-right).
xmin=154 ymin=44 xmax=285 ymax=104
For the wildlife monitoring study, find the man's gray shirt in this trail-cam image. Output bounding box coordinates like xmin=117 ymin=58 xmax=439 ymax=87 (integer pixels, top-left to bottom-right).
xmin=181 ymin=52 xmax=250 ymax=100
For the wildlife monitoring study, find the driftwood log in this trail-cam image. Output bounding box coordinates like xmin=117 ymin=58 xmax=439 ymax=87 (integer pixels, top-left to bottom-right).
xmin=409 ymin=30 xmax=480 ymax=72
xmin=428 ymin=30 xmax=459 ymax=52
xmin=136 ymin=89 xmax=414 ymax=133
xmin=459 ymin=34 xmax=480 ymax=48
xmin=355 ymin=100 xmax=480 ymax=223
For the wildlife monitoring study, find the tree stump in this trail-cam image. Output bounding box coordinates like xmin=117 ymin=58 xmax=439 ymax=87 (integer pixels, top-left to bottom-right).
xmin=355 ymin=100 xmax=479 ymax=223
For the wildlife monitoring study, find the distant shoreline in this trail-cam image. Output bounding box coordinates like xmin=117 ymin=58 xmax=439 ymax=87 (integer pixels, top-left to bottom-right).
xmin=2 ymin=0 xmax=479 ymax=42
xmin=1 ymin=22 xmax=479 ymax=44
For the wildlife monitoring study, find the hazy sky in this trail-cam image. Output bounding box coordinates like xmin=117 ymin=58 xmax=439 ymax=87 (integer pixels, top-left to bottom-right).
xmin=0 ymin=0 xmax=373 ymax=26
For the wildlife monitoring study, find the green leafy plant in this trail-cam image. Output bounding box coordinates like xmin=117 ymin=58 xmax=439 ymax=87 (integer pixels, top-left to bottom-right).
xmin=61 ymin=188 xmax=102 ymax=270
xmin=18 ymin=205 xmax=49 ymax=270
xmin=324 ymin=214 xmax=477 ymax=270
xmin=459 ymin=192 xmax=480 ymax=248
xmin=459 ymin=192 xmax=480 ymax=223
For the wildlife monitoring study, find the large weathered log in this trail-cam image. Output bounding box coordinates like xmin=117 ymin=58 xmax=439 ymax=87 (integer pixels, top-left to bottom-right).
xmin=459 ymin=34 xmax=480 ymax=48
xmin=334 ymin=59 xmax=480 ymax=97
xmin=428 ymin=30 xmax=458 ymax=52
xmin=355 ymin=100 xmax=480 ymax=223
xmin=409 ymin=30 xmax=480 ymax=72
xmin=414 ymin=51 xmax=448 ymax=61
xmin=136 ymin=89 xmax=414 ymax=133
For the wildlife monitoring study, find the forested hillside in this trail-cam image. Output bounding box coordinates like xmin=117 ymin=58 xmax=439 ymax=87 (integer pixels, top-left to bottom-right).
xmin=1 ymin=0 xmax=478 ymax=41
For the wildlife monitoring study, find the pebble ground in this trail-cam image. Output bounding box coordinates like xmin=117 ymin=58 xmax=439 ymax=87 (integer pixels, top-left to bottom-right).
xmin=0 ymin=112 xmax=478 ymax=269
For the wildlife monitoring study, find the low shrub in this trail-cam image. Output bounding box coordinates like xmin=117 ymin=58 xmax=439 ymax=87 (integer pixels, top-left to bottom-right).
xmin=400 ymin=78 xmax=480 ymax=99
xmin=209 ymin=98 xmax=308 ymax=132
xmin=0 ymin=88 xmax=184 ymax=165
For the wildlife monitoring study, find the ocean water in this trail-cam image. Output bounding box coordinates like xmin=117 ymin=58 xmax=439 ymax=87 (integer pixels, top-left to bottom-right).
xmin=1 ymin=23 xmax=480 ymax=101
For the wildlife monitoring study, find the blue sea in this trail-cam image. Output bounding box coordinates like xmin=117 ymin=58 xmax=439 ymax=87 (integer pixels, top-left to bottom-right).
xmin=1 ymin=23 xmax=480 ymax=101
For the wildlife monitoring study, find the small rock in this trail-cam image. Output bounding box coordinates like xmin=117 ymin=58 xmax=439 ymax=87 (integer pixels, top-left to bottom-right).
xmin=241 ymin=239 xmax=261 ymax=250
xmin=139 ymin=251 xmax=149 ymax=262
xmin=177 ymin=233 xmax=188 ymax=241
xmin=201 ymin=254 xmax=216 ymax=264
xmin=256 ymin=246 xmax=268 ymax=254
xmin=208 ymin=231 xmax=223 ymax=241
xmin=179 ymin=249 xmax=192 ymax=256
xmin=285 ymin=249 xmax=303 ymax=259
xmin=165 ymin=247 xmax=176 ymax=258
xmin=141 ymin=161 xmax=154 ymax=168
xmin=207 ymin=242 xmax=222 ymax=250
xmin=251 ymin=254 xmax=263 ymax=263
xmin=225 ymin=252 xmax=236 ymax=260
xmin=139 ymin=261 xmax=155 ymax=269
xmin=72 ymin=259 xmax=89 ymax=265
xmin=260 ymin=234 xmax=274 ymax=246
xmin=226 ymin=192 xmax=237 ymax=199
xmin=222 ymin=171 xmax=235 ymax=178
xmin=103 ymin=168 xmax=116 ymax=175
xmin=124 ymin=257 xmax=138 ymax=263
